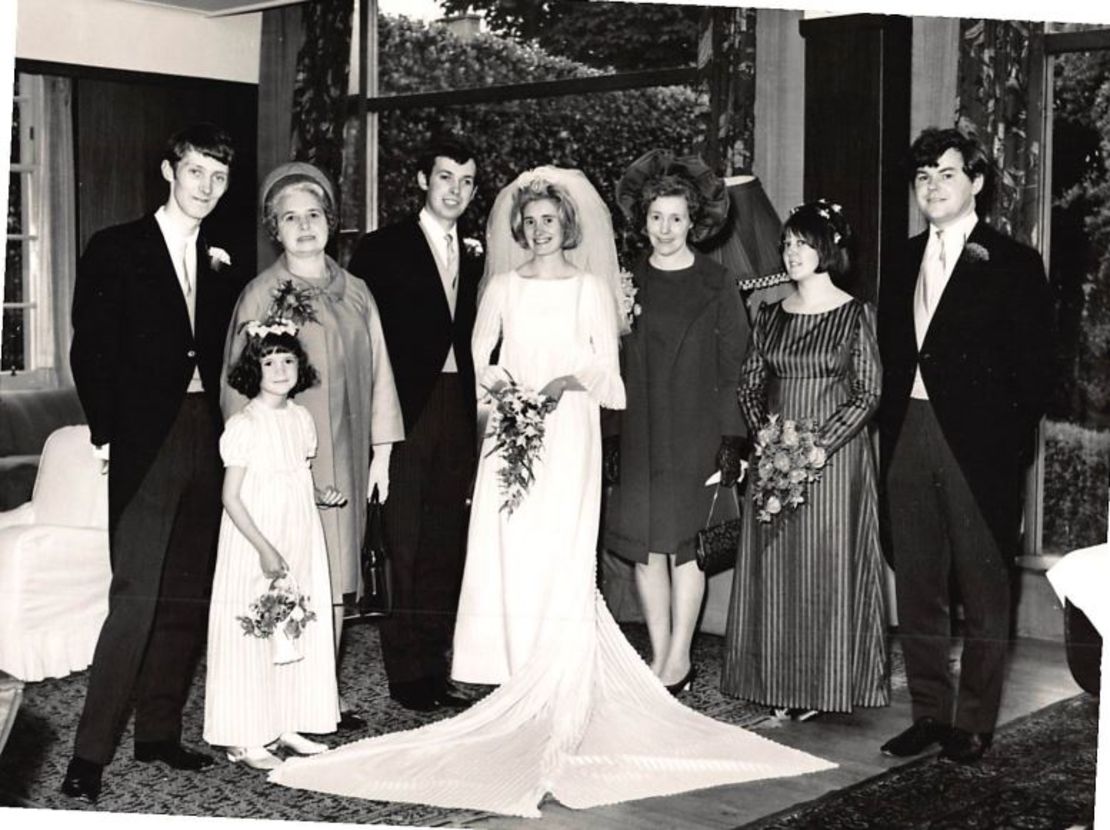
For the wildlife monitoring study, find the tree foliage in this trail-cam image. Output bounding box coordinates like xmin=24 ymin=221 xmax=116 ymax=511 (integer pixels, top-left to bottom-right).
xmin=437 ymin=0 xmax=702 ymax=72
xmin=1049 ymin=50 xmax=1110 ymax=427
xmin=356 ymin=14 xmax=707 ymax=263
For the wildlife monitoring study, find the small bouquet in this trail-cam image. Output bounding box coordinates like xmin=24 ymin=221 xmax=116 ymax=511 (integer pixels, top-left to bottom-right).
xmin=618 ymin=269 xmax=641 ymax=334
xmin=751 ymin=414 xmax=827 ymax=524
xmin=483 ymin=372 xmax=558 ymax=516
xmin=237 ymin=575 xmax=317 ymax=665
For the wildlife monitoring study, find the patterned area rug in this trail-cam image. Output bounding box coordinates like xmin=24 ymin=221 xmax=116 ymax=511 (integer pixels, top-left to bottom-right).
xmin=741 ymin=693 xmax=1099 ymax=830
xmin=0 ymin=620 xmax=798 ymax=824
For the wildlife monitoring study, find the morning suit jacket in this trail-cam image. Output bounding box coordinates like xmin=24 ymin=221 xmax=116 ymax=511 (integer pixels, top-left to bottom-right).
xmin=70 ymin=214 xmax=243 ymax=532
xmin=347 ymin=217 xmax=483 ymax=435
xmin=877 ymin=220 xmax=1055 ymax=555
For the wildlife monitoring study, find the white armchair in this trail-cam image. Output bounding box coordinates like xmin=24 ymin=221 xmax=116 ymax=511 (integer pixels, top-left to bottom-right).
xmin=0 ymin=425 xmax=111 ymax=681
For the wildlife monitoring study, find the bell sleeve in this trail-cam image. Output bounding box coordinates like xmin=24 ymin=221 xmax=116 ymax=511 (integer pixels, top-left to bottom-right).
xmin=365 ymin=291 xmax=405 ymax=446
xmin=816 ymin=302 xmax=882 ymax=456
xmin=716 ymin=276 xmax=749 ymax=436
xmin=471 ymin=271 xmax=512 ymax=397
xmin=572 ymin=272 xmax=626 ymax=410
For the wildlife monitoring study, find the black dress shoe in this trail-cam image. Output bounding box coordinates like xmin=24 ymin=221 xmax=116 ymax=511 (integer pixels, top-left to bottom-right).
xmin=390 ymin=691 xmax=438 ymax=712
xmin=664 ymin=665 xmax=697 ymax=696
xmin=880 ymin=717 xmax=952 ymax=757
xmin=61 ymin=757 xmax=103 ymax=804
xmin=338 ymin=710 xmax=367 ymax=731
xmin=134 ymin=740 xmax=214 ymax=770
xmin=429 ymin=682 xmax=472 ymax=710
xmin=940 ymin=728 xmax=993 ymax=763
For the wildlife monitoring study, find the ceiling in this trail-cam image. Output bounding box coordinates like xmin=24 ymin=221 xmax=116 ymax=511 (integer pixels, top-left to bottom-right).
xmin=125 ymin=0 xmax=306 ymax=17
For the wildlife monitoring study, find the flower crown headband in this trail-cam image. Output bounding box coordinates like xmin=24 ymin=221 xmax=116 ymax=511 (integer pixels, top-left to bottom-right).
xmin=789 ymin=199 xmax=849 ymax=246
xmin=244 ymin=319 xmax=298 ymax=340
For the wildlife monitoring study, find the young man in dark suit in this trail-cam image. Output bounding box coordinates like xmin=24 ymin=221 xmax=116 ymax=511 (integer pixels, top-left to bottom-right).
xmin=347 ymin=137 xmax=483 ymax=711
xmin=62 ymin=124 xmax=243 ymax=802
xmin=877 ymin=127 xmax=1055 ymax=763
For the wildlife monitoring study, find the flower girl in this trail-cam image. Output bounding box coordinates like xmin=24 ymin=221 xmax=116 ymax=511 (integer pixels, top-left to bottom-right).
xmin=203 ymin=322 xmax=344 ymax=770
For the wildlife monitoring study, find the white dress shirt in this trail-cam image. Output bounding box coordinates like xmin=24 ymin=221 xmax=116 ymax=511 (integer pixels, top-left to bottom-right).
xmin=911 ymin=210 xmax=979 ymax=400
xmin=417 ymin=207 xmax=460 ymax=373
xmin=155 ymin=206 xmax=205 ymax=392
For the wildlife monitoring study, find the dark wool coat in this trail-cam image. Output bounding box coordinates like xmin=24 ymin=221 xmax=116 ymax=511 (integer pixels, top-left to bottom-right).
xmin=604 ymin=252 xmax=750 ymax=563
xmin=877 ymin=220 xmax=1055 ymax=559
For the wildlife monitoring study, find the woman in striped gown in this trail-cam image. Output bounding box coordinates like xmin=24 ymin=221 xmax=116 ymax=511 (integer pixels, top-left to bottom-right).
xmin=721 ymin=199 xmax=890 ymax=718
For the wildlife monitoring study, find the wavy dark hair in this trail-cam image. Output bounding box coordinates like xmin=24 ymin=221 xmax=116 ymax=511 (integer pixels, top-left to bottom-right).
xmin=418 ymin=135 xmax=477 ymax=179
xmin=227 ymin=330 xmax=319 ymax=399
xmin=781 ymin=200 xmax=853 ymax=287
xmin=909 ymin=127 xmax=993 ymax=190
xmin=639 ymin=174 xmax=704 ymax=233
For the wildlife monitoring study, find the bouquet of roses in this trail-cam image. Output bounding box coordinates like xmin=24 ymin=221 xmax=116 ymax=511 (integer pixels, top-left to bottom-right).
xmin=618 ymin=269 xmax=641 ymax=334
xmin=483 ymin=371 xmax=558 ymax=516
xmin=237 ymin=575 xmax=317 ymax=664
xmin=751 ymin=414 xmax=827 ymax=523
xmin=237 ymin=576 xmax=316 ymax=639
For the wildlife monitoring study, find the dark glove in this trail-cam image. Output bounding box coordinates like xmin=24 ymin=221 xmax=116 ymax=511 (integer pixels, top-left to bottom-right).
xmin=602 ymin=435 xmax=620 ymax=486
xmin=715 ymin=435 xmax=747 ymax=487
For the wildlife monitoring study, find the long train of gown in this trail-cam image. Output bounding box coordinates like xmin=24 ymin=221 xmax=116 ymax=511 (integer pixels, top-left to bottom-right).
xmin=270 ymin=271 xmax=835 ymax=817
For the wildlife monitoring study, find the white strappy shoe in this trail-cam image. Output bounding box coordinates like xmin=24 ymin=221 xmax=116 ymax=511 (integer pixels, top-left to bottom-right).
xmin=226 ymin=746 xmax=283 ymax=770
xmin=272 ymin=732 xmax=328 ymax=756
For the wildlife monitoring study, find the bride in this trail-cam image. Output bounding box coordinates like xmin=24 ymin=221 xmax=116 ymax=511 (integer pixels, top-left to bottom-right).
xmin=269 ymin=167 xmax=834 ymax=818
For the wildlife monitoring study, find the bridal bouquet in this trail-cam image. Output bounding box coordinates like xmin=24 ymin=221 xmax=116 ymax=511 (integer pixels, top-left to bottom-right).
xmin=751 ymin=414 xmax=827 ymax=524
xmin=483 ymin=372 xmax=558 ymax=516
xmin=237 ymin=576 xmax=317 ymax=664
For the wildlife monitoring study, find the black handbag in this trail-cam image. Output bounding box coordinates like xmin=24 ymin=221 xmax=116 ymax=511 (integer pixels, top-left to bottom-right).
xmin=357 ymin=492 xmax=392 ymax=617
xmin=695 ymin=484 xmax=742 ymax=577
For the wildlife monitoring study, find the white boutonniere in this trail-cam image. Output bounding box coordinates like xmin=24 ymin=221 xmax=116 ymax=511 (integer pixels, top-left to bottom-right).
xmin=463 ymin=237 xmax=484 ymax=257
xmin=208 ymin=246 xmax=232 ymax=271
xmin=963 ymin=242 xmax=990 ymax=264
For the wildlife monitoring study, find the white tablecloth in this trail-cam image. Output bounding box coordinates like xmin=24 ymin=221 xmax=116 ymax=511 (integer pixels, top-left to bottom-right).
xmin=1046 ymin=544 xmax=1107 ymax=828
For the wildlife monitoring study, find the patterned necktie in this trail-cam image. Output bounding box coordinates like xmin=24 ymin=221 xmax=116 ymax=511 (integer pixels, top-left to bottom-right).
xmin=445 ymin=233 xmax=458 ymax=290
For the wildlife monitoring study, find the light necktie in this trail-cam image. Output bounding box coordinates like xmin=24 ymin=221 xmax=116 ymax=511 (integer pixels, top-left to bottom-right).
xmin=182 ymin=242 xmax=194 ymax=298
xmin=445 ymin=233 xmax=458 ymax=290
xmin=913 ymin=229 xmax=945 ymax=346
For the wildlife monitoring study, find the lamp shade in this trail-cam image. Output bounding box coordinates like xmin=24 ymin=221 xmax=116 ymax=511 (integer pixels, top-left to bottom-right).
xmin=699 ymin=175 xmax=791 ymax=292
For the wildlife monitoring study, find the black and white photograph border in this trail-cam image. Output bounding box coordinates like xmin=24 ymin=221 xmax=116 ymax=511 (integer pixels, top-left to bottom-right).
xmin=0 ymin=0 xmax=1106 ymax=829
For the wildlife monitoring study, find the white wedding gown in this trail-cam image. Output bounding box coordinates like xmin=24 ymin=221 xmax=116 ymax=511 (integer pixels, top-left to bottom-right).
xmin=270 ymin=271 xmax=835 ymax=817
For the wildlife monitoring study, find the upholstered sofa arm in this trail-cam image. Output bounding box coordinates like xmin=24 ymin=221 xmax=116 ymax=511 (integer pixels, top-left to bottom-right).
xmin=0 ymin=502 xmax=34 ymax=531
xmin=0 ymin=523 xmax=111 ymax=682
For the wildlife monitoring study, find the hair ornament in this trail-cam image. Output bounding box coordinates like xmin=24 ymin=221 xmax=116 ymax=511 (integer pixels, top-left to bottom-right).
xmin=244 ymin=318 xmax=298 ymax=339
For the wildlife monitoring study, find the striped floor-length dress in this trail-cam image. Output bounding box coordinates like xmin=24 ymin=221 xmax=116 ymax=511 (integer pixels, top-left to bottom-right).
xmin=722 ymin=298 xmax=890 ymax=713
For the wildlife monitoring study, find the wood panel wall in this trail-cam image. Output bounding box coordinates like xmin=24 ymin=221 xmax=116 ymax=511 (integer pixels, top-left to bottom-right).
xmin=51 ymin=64 xmax=259 ymax=274
xmin=800 ymin=14 xmax=912 ymax=303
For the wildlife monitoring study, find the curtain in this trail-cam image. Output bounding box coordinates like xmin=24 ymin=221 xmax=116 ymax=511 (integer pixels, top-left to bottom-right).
xmin=291 ymin=0 xmax=354 ymax=189
xmin=256 ymin=0 xmax=354 ymax=269
xmin=956 ymin=19 xmax=1042 ymax=245
xmin=698 ymin=6 xmax=757 ymax=176
xmin=42 ymin=75 xmax=76 ymax=388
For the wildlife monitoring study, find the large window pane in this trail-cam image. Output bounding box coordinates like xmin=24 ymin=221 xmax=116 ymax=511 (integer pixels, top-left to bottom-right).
xmin=1 ymin=308 xmax=24 ymax=373
xmin=1044 ymin=47 xmax=1110 ymax=553
xmin=7 ymin=173 xmax=20 ymax=235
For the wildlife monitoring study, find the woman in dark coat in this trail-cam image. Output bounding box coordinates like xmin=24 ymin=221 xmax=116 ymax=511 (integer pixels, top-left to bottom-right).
xmin=604 ymin=151 xmax=749 ymax=693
